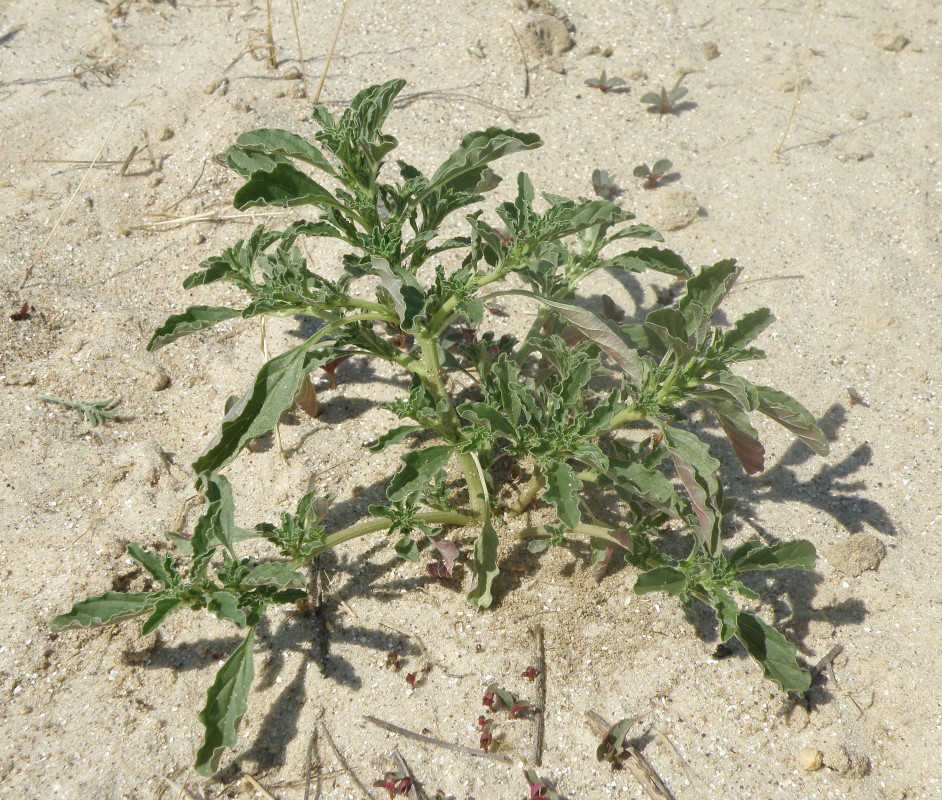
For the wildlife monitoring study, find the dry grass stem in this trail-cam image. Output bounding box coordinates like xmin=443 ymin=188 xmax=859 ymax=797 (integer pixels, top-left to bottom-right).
xmin=22 ymin=118 xmax=119 ymax=290
xmin=288 ymin=0 xmax=310 ymax=98
xmin=312 ymin=0 xmax=350 ymax=105
xmin=775 ymin=0 xmax=821 ymax=154
xmin=321 ymin=722 xmax=376 ymax=800
xmin=364 ymin=715 xmax=514 ymax=763
xmin=242 ymin=773 xmax=278 ymax=800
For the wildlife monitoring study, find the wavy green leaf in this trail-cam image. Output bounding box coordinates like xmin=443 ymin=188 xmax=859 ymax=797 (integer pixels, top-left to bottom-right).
xmin=467 ymin=519 xmax=500 ymax=608
xmin=755 ymin=386 xmax=829 ymax=456
xmin=728 ymin=540 xmax=817 ymax=572
xmin=543 ymin=461 xmax=582 ymax=528
xmin=233 ymin=128 xmax=335 ymax=175
xmin=633 ymin=566 xmax=687 ymax=597
xmin=243 ymin=561 xmax=306 ymax=588
xmin=387 ymin=444 xmax=455 ymax=502
xmin=735 ymin=611 xmax=811 ymax=694
xmin=233 ymin=162 xmax=341 ymax=211
xmin=195 ymin=627 xmax=256 ymax=776
xmin=51 ymin=592 xmax=158 ymax=631
xmin=147 ymin=306 xmax=241 ymax=351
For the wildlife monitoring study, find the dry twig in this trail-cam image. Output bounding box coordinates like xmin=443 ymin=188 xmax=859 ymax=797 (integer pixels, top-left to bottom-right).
xmin=530 ymin=624 xmax=546 ymax=766
xmin=585 ymin=711 xmax=677 ymax=800
xmin=364 ymin=716 xmax=513 ymax=763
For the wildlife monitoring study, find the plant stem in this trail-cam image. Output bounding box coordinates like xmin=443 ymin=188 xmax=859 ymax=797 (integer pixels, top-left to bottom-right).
xmin=303 ymin=511 xmax=473 ymax=565
xmin=606 ymin=406 xmax=646 ymax=430
xmin=415 ymin=333 xmax=488 ymax=518
xmin=505 ymin=471 xmax=545 ymax=517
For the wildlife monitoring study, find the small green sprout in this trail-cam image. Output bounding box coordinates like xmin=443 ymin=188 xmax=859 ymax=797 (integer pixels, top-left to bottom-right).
xmin=641 ymin=85 xmax=688 ymax=114
xmin=585 ymin=70 xmax=626 ymax=93
xmin=591 ymin=168 xmax=621 ymax=201
xmin=37 ymin=395 xmax=121 ymax=427
xmin=633 ymin=159 xmax=674 ymax=189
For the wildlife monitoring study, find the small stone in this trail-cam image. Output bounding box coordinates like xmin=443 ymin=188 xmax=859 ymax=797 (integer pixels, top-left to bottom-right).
xmin=849 ymin=106 xmax=868 ymax=121
xmin=700 ymin=41 xmax=720 ymax=60
xmin=829 ymin=532 xmax=886 ymax=577
xmin=288 ymin=84 xmax=307 ymax=99
xmin=872 ymin=29 xmax=910 ymax=52
xmin=283 ymin=65 xmax=303 ymax=80
xmin=157 ymin=126 xmax=174 ymax=141
xmin=189 ymin=230 xmax=205 ymax=245
xmin=149 ymin=175 xmax=163 ymax=188
xmin=798 ymin=748 xmax=824 ymax=771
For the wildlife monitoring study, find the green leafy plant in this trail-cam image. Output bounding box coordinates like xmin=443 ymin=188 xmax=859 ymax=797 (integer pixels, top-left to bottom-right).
xmin=585 ymin=70 xmax=626 ymax=93
xmin=591 ymin=168 xmax=621 ymax=201
xmin=632 ymin=159 xmax=674 ymax=189
xmin=52 ymin=78 xmax=828 ymax=776
xmin=37 ymin=394 xmax=121 ymax=427
xmin=641 ymin=85 xmax=688 ymax=114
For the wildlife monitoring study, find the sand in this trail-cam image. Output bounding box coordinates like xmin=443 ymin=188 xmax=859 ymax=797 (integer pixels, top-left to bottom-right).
xmin=1 ymin=1 xmax=940 ymax=798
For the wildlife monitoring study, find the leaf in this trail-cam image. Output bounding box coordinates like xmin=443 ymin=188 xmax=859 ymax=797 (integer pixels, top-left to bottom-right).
xmin=424 ymin=128 xmax=542 ymax=198
xmin=735 ymin=612 xmax=811 ymax=694
xmin=141 ymin=598 xmax=183 ymax=636
xmin=755 ymin=386 xmax=829 ymax=456
xmin=702 ymin=372 xmax=760 ymax=411
xmin=725 ymin=308 xmax=775 ymax=350
xmin=395 ymin=535 xmax=420 ymax=562
xmin=386 ymin=444 xmax=455 ymax=502
xmin=609 ymin=247 xmax=692 ymax=277
xmin=195 ymin=627 xmax=257 ymax=777
xmin=147 ymin=306 xmax=241 ymax=351
xmin=728 ymin=540 xmax=817 ymax=572
xmin=369 ymin=424 xmax=420 ymax=452
xmin=243 ymin=561 xmax=306 ymax=588
xmin=51 ymin=592 xmax=158 ymax=630
xmin=199 ymin=472 xmax=240 ymax=558
xmin=542 ymin=461 xmax=583 ymax=529
xmin=678 ymin=259 xmax=740 ymax=343
xmin=596 ymin=717 xmax=638 ymax=762
xmin=662 ymin=426 xmax=723 ymax=556
xmin=644 ymin=307 xmax=693 ymax=359
xmin=633 ymin=566 xmax=687 ymax=597
xmin=127 ymin=542 xmax=171 ymax=586
xmin=467 ymin=519 xmax=500 ymax=608
xmin=372 ymin=256 xmax=424 ymax=329
xmin=458 ymin=401 xmax=518 ymax=440
xmin=233 ymin=162 xmax=341 ymax=211
xmin=496 ymin=290 xmax=645 ymax=384
xmin=208 ymin=591 xmax=248 ymax=628
xmin=233 ymin=128 xmax=335 ymax=175
xmin=696 ymin=395 xmax=765 ymax=475
xmin=193 ymin=341 xmax=325 ymax=473
xmin=709 ymin=587 xmax=740 ymax=642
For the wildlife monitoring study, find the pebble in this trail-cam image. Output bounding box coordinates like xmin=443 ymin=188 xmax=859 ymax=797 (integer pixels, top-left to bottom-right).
xmin=700 ymin=41 xmax=720 ymax=60
xmin=283 ymin=66 xmax=303 ymax=80
xmin=157 ymin=126 xmax=174 ymax=141
xmin=872 ymin=29 xmax=910 ymax=52
xmin=828 ymin=532 xmax=886 ymax=577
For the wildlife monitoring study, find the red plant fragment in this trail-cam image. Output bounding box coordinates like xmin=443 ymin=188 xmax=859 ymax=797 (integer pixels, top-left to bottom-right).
xmin=320 ymin=354 xmax=353 ymax=390
xmin=521 ymin=665 xmax=538 ymax=681
xmin=405 ymin=672 xmax=417 ymax=690
xmin=10 ymin=302 xmax=32 ymax=321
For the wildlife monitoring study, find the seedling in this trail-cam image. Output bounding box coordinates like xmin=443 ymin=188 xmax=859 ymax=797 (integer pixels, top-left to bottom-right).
xmin=483 ymin=683 xmax=531 ymax=719
xmin=591 ymin=168 xmax=621 ymax=201
xmin=523 ymin=769 xmax=559 ymax=800
xmin=633 ymin=159 xmax=673 ymax=189
xmin=595 ymin=717 xmax=638 ymax=766
xmin=477 ymin=715 xmax=494 ymax=751
xmin=374 ymin=770 xmax=412 ymax=798
xmin=52 ymin=79 xmax=829 ymax=777
xmin=37 ymin=394 xmax=121 ymax=427
xmin=641 ymin=85 xmax=688 ymax=114
xmin=585 ymin=70 xmax=626 ymax=93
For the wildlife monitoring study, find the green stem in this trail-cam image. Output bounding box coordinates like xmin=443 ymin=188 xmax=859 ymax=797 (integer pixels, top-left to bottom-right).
xmin=606 ymin=406 xmax=647 ymax=430
xmin=505 ymin=471 xmax=545 ymax=517
xmin=301 ymin=511 xmax=474 ymax=566
xmin=415 ymin=333 xmax=488 ymax=519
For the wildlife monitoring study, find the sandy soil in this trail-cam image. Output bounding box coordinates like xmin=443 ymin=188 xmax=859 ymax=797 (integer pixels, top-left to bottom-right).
xmin=1 ymin=1 xmax=941 ymax=798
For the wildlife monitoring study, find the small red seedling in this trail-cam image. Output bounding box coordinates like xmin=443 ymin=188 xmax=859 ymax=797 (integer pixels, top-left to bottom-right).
xmin=405 ymin=672 xmax=417 ymax=690
xmin=477 ymin=715 xmax=494 ymax=751
xmin=633 ymin=159 xmax=674 ymax=189
xmin=585 ymin=70 xmax=626 ymax=93
xmin=386 ymin=649 xmax=401 ymax=670
xmin=523 ymin=768 xmax=559 ymax=800
xmin=374 ymin=770 xmax=412 ymax=799
xmin=521 ymin=665 xmax=539 ymax=681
